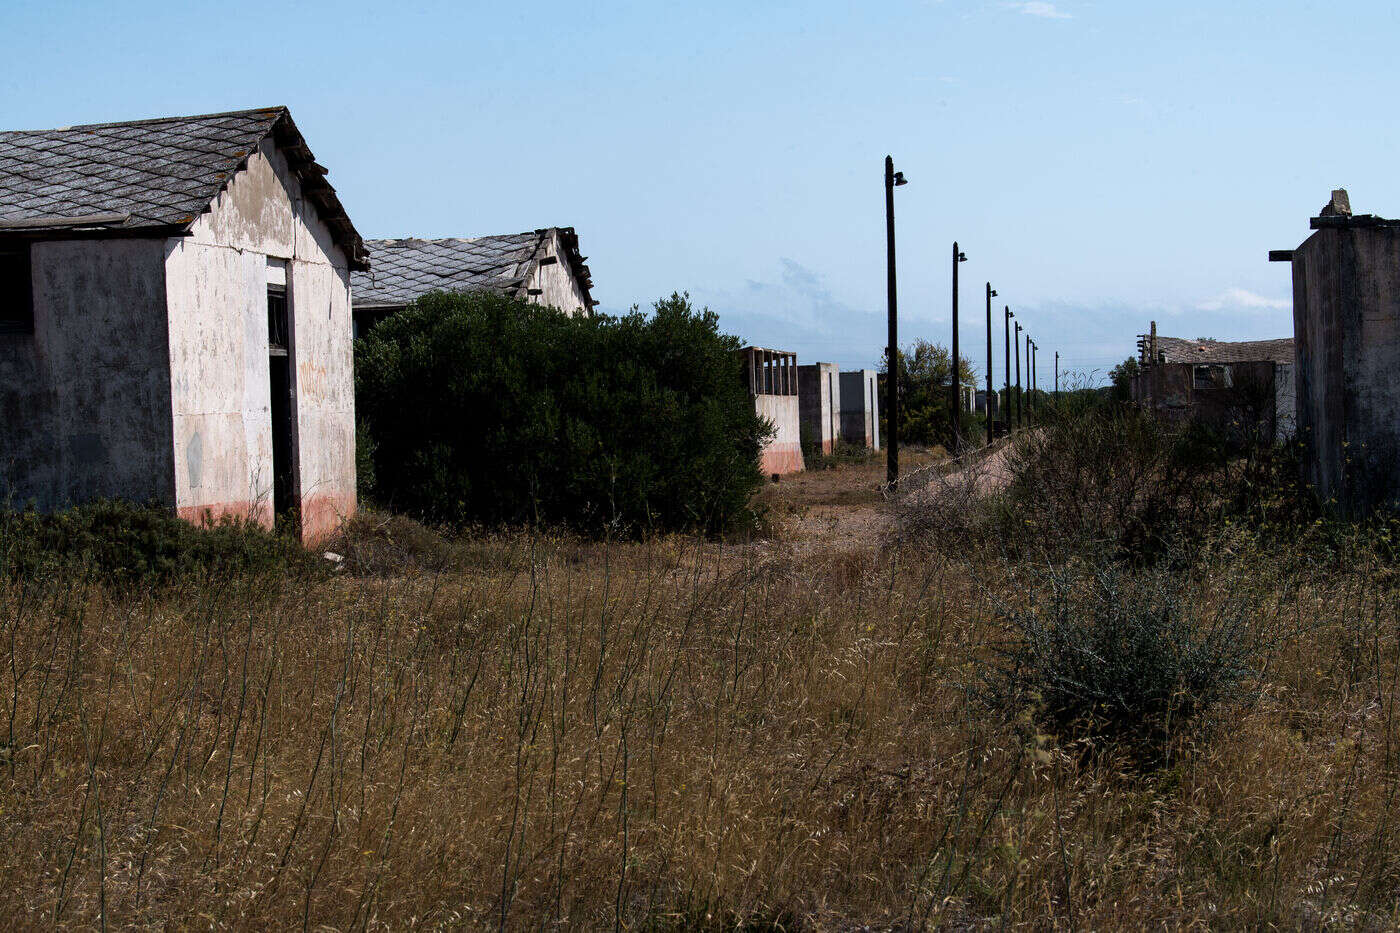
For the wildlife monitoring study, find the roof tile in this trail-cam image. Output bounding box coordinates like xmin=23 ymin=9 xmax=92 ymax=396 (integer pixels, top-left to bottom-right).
xmin=0 ymin=107 xmax=367 ymax=268
xmin=351 ymin=233 xmax=545 ymax=307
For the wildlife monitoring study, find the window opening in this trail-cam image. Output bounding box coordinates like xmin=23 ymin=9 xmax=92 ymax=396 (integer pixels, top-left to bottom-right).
xmin=0 ymin=245 xmax=34 ymax=335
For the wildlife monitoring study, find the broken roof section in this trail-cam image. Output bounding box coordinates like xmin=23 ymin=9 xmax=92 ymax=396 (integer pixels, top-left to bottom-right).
xmin=1149 ymin=336 xmax=1295 ymax=366
xmin=351 ymin=228 xmax=594 ymax=309
xmin=0 ymin=106 xmax=367 ymax=268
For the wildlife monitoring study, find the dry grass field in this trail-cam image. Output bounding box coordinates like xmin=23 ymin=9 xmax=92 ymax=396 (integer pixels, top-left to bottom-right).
xmin=3 ymin=434 xmax=1400 ymax=928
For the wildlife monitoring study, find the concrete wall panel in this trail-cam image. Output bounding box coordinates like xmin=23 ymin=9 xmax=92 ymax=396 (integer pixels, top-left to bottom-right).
xmin=798 ymin=363 xmax=841 ymax=454
xmin=290 ymin=258 xmax=356 ymax=541
xmin=755 ymin=394 xmax=804 ymax=474
xmin=1275 ymin=362 xmax=1297 ymax=441
xmin=164 ymin=237 xmax=272 ymax=526
xmin=0 ymin=239 xmax=174 ymax=510
xmin=1291 ymin=227 xmax=1400 ymax=512
xmin=839 ymin=369 xmax=879 ymax=449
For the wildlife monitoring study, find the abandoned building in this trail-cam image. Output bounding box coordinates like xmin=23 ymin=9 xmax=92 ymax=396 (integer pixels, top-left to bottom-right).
xmin=798 ymin=362 xmax=841 ymax=455
xmin=839 ymin=369 xmax=880 ymax=450
xmin=1271 ymin=189 xmax=1400 ymax=513
xmin=0 ymin=106 xmax=366 ymax=542
xmin=1132 ymin=324 xmax=1296 ymax=443
xmin=350 ymin=228 xmax=594 ymax=336
xmin=739 ymin=347 xmax=804 ymax=475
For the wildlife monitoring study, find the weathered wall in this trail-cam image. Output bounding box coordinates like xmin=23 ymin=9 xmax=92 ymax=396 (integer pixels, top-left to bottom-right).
xmin=1293 ymin=227 xmax=1400 ymax=512
xmin=798 ymin=363 xmax=841 ymax=454
xmin=838 ymin=370 xmax=879 ymax=449
xmin=754 ymin=394 xmax=804 ymax=474
xmin=1135 ymin=361 xmax=1282 ymax=442
xmin=1274 ymin=362 xmax=1297 ymax=441
xmin=528 ymin=229 xmax=591 ymax=315
xmin=165 ymin=137 xmax=355 ymax=541
xmin=0 ymin=239 xmax=174 ymax=509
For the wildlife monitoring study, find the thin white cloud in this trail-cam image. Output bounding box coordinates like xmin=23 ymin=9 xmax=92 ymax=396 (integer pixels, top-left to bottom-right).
xmin=1007 ymin=1 xmax=1072 ymax=19
xmin=1197 ymin=288 xmax=1290 ymax=313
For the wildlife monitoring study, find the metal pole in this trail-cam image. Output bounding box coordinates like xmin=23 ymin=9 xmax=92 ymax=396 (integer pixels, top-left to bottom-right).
xmin=1014 ymin=322 xmax=1023 ymax=430
xmin=950 ymin=242 xmax=960 ymax=453
xmin=1055 ymin=351 xmax=1060 ymax=401
xmin=1024 ymin=332 xmax=1031 ymax=424
xmin=1030 ymin=341 xmax=1037 ymax=421
xmin=884 ymin=156 xmax=899 ymax=489
xmin=985 ymin=283 xmax=994 ymax=445
xmin=1003 ymin=306 xmax=1013 ymax=433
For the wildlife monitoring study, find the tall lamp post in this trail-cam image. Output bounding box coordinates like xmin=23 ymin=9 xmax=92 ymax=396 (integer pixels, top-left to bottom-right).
xmin=1014 ymin=321 xmax=1023 ymax=430
xmin=985 ymin=283 xmax=997 ymax=444
xmin=950 ymin=243 xmax=968 ymax=452
xmin=1003 ymin=306 xmax=1014 ymax=433
xmin=1055 ymin=351 xmax=1060 ymax=401
xmin=1029 ymin=339 xmax=1037 ymax=422
xmin=884 ymin=156 xmax=907 ymax=490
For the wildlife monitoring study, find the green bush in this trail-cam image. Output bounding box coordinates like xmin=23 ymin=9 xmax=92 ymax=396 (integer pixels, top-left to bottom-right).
xmin=355 ymin=291 xmax=772 ymax=536
xmin=0 ymin=501 xmax=318 ymax=586
xmin=878 ymin=339 xmax=977 ymax=450
xmin=981 ymin=560 xmax=1268 ymax=764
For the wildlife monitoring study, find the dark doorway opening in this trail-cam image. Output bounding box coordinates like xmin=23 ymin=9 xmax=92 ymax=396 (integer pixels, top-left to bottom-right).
xmin=267 ymin=285 xmax=296 ymax=531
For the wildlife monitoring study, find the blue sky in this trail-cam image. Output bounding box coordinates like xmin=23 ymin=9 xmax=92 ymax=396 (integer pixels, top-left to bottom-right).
xmin=3 ymin=0 xmax=1397 ymax=385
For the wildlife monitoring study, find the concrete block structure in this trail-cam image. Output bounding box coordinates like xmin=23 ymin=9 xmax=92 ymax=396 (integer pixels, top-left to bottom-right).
xmin=739 ymin=347 xmax=804 ymax=475
xmin=798 ymin=362 xmax=841 ymax=455
xmin=1131 ymin=325 xmax=1295 ymax=444
xmin=351 ymin=229 xmax=594 ymax=336
xmin=839 ymin=369 xmax=880 ymax=449
xmin=1271 ymin=189 xmax=1400 ymax=513
xmin=0 ymin=107 xmax=366 ymax=542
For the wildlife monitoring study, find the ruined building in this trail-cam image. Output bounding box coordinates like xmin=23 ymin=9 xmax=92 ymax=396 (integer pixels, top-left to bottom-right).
xmin=1271 ymin=189 xmax=1400 ymax=513
xmin=0 ymin=107 xmax=366 ymax=541
xmin=350 ymin=229 xmax=594 ymax=335
xmin=1132 ymin=325 xmax=1296 ymax=443
xmin=739 ymin=347 xmax=804 ymax=475
xmin=798 ymin=362 xmax=841 ymax=456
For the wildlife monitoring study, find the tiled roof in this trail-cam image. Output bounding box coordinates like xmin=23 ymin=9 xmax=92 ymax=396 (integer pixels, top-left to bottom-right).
xmin=0 ymin=106 xmax=367 ymax=268
xmin=352 ymin=228 xmax=595 ymax=310
xmin=352 ymin=233 xmax=541 ymax=307
xmin=1151 ymin=336 xmax=1295 ymax=365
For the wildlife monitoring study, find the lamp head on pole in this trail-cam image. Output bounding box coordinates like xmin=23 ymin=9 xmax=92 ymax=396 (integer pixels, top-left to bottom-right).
xmin=1006 ymin=307 xmax=1014 ymax=319
xmin=990 ymin=288 xmax=998 ymax=298
xmin=893 ymin=171 xmax=907 ymax=187
xmin=956 ymin=251 xmax=967 ymax=262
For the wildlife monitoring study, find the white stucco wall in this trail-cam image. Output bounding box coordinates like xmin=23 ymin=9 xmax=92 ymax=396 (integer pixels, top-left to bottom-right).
xmin=755 ymin=394 xmax=804 ymax=474
xmin=527 ymin=229 xmax=591 ymax=314
xmin=0 ymin=239 xmax=174 ymax=509
xmin=164 ymin=137 xmax=355 ymax=541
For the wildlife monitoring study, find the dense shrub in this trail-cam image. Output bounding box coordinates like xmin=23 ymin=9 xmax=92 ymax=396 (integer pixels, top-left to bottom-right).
xmin=996 ymin=404 xmax=1231 ymax=560
xmin=877 ymin=339 xmax=977 ymax=450
xmin=355 ymin=291 xmax=771 ymax=536
xmin=981 ymin=560 xmax=1269 ymax=764
xmin=0 ymin=501 xmax=318 ymax=586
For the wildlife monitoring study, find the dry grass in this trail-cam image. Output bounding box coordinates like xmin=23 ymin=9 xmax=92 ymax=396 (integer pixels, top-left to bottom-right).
xmin=3 ymin=477 xmax=1400 ymax=927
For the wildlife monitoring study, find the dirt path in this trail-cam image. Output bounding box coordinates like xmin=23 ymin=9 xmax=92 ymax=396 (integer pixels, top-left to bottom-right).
xmin=773 ymin=442 xmax=1017 ymax=552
